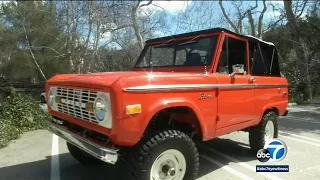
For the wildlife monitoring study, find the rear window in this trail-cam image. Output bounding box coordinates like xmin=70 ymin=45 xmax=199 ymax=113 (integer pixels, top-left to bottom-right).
xmin=249 ymin=42 xmax=280 ymax=76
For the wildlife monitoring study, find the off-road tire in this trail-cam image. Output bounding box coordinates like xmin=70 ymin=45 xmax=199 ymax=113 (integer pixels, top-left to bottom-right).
xmin=120 ymin=129 xmax=199 ymax=180
xmin=67 ymin=142 xmax=103 ymax=165
xmin=249 ymin=111 xmax=278 ymax=153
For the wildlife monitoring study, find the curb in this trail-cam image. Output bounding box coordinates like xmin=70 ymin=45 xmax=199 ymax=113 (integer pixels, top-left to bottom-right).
xmin=288 ymin=102 xmax=320 ymax=106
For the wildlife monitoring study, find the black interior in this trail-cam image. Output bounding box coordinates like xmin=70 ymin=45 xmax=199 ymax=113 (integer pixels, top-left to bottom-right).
xmin=183 ymin=52 xmax=203 ymax=66
xmin=216 ymin=36 xmax=247 ymax=74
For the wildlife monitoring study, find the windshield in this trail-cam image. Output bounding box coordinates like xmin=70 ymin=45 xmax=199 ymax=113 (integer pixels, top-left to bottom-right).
xmin=135 ymin=35 xmax=218 ymax=68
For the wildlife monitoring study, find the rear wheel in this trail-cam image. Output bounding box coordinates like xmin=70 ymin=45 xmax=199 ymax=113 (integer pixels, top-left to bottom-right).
xmin=249 ymin=111 xmax=278 ymax=153
xmin=121 ymin=129 xmax=199 ymax=180
xmin=67 ymin=142 xmax=103 ymax=165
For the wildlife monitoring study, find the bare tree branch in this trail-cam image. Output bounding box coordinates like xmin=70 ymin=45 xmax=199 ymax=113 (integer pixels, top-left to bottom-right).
xmin=150 ymin=3 xmax=165 ymax=11
xmin=257 ymin=0 xmax=267 ymax=38
xmin=219 ymin=0 xmax=239 ymax=33
xmin=263 ymin=15 xmax=285 ymax=32
xmin=101 ymin=24 xmax=133 ymax=34
xmin=29 ymin=46 xmax=62 ymax=55
xmin=296 ymin=0 xmax=308 ymax=18
xmin=247 ymin=10 xmax=255 ymax=36
xmin=131 ymin=1 xmax=151 ymax=50
xmin=22 ymin=19 xmax=47 ymax=81
xmin=139 ymin=0 xmax=153 ymax=8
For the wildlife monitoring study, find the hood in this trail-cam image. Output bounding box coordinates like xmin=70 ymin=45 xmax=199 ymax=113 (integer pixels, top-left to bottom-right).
xmin=47 ymin=71 xmax=212 ymax=90
xmin=47 ymin=71 xmax=138 ymax=89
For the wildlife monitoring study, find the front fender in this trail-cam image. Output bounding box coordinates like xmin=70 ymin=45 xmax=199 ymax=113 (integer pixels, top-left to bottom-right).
xmin=113 ymin=92 xmax=217 ymax=146
xmin=145 ymin=98 xmax=209 ymax=139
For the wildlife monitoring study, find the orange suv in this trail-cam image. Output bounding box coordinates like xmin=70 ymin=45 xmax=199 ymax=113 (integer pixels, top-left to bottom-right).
xmin=46 ymin=28 xmax=288 ymax=180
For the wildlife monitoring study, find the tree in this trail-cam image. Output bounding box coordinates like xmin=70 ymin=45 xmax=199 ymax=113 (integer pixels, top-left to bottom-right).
xmin=1 ymin=1 xmax=65 ymax=81
xmin=283 ymin=0 xmax=313 ymax=101
xmin=219 ymin=0 xmax=267 ymax=39
xmin=263 ymin=0 xmax=320 ymax=102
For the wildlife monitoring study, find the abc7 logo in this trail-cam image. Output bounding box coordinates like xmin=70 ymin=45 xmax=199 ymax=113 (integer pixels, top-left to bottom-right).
xmin=256 ymin=149 xmax=271 ymax=162
xmin=256 ymin=139 xmax=288 ymax=162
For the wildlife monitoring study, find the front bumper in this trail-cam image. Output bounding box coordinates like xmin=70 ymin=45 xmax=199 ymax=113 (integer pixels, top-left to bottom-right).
xmin=46 ymin=121 xmax=119 ymax=164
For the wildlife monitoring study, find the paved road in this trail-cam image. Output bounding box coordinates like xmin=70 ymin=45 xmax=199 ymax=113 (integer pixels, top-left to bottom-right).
xmin=1 ymin=105 xmax=320 ymax=180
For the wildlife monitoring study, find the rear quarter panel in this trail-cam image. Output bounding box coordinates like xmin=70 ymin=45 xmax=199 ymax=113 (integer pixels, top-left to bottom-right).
xmin=253 ymin=76 xmax=288 ymax=124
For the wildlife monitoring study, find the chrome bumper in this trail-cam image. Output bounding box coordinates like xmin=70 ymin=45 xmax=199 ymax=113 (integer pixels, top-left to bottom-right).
xmin=46 ymin=121 xmax=118 ymax=164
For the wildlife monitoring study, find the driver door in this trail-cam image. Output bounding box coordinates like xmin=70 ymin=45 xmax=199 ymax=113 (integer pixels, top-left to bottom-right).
xmin=215 ymin=35 xmax=255 ymax=129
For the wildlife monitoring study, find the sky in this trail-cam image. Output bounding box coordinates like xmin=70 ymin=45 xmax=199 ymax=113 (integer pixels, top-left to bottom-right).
xmin=0 ymin=0 xmax=301 ymax=49
xmin=149 ymin=1 xmax=192 ymax=13
xmin=140 ymin=0 xmax=286 ymax=38
xmin=103 ymin=0 xmax=288 ymax=49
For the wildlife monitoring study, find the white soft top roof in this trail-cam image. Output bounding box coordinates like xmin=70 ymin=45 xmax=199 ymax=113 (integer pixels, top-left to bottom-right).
xmin=147 ymin=27 xmax=276 ymax=47
xmin=244 ymin=34 xmax=275 ymax=46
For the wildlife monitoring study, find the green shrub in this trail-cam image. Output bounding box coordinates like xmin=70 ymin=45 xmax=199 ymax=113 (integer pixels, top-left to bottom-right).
xmin=0 ymin=88 xmax=51 ymax=148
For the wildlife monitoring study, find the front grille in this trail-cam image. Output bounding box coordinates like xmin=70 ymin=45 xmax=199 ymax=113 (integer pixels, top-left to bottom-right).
xmin=56 ymin=87 xmax=99 ymax=124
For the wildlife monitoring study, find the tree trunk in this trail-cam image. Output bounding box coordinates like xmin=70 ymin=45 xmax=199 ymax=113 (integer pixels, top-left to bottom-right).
xmin=131 ymin=3 xmax=144 ymax=51
xmin=66 ymin=1 xmax=75 ymax=73
xmin=257 ymin=0 xmax=267 ymax=39
xmin=86 ymin=23 xmax=101 ymax=73
xmin=247 ymin=10 xmax=255 ymax=36
xmin=283 ymin=0 xmax=312 ymax=101
xmin=219 ymin=0 xmax=240 ymax=34
xmin=22 ymin=20 xmax=47 ymax=81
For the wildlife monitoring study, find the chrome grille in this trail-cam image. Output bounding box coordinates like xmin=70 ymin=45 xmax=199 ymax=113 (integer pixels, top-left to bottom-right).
xmin=56 ymin=87 xmax=98 ymax=123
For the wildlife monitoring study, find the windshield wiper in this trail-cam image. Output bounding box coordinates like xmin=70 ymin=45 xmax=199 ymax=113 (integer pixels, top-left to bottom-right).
xmin=153 ymin=38 xmax=176 ymax=48
xmin=177 ymin=34 xmax=204 ymax=46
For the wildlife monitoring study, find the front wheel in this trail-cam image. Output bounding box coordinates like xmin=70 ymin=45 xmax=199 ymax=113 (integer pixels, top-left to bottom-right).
xmin=121 ymin=129 xmax=199 ymax=180
xmin=249 ymin=111 xmax=278 ymax=153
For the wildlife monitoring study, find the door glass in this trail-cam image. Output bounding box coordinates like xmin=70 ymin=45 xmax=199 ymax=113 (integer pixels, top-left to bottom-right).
xmin=216 ymin=36 xmax=247 ymax=75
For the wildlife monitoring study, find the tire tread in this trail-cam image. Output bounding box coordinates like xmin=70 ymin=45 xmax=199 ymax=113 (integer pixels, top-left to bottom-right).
xmin=249 ymin=111 xmax=278 ymax=153
xmin=120 ymin=129 xmax=199 ymax=180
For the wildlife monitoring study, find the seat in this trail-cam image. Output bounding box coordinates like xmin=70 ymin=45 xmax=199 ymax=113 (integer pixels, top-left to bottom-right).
xmin=183 ymin=52 xmax=202 ymax=66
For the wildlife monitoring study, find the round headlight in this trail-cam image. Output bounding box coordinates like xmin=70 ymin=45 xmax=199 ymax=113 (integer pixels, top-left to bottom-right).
xmin=94 ymin=98 xmax=106 ymax=121
xmin=49 ymin=90 xmax=55 ymax=106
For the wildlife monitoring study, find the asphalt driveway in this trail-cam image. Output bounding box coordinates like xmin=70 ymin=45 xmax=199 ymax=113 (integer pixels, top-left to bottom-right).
xmin=1 ymin=105 xmax=320 ymax=180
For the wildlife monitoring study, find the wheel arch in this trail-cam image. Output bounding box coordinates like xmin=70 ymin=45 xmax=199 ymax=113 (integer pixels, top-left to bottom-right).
xmin=261 ymin=105 xmax=280 ymax=119
xmin=143 ymin=100 xmax=207 ymax=140
xmin=253 ymin=106 xmax=279 ymax=127
xmin=265 ymin=107 xmax=279 ymax=116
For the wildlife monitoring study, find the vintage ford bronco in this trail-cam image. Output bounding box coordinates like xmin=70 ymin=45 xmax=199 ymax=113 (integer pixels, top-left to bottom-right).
xmin=45 ymin=28 xmax=288 ymax=180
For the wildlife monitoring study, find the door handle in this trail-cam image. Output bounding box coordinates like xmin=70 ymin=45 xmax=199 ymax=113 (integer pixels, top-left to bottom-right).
xmin=278 ymin=88 xmax=281 ymax=93
xmin=249 ymin=77 xmax=256 ymax=82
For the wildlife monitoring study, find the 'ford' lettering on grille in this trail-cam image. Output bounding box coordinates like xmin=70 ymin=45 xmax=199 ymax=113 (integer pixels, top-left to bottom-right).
xmin=61 ymin=98 xmax=86 ymax=108
xmin=74 ymin=90 xmax=81 ymax=98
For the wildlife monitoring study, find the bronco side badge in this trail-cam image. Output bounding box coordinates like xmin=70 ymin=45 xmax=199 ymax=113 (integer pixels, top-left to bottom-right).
xmin=199 ymin=93 xmax=213 ymax=100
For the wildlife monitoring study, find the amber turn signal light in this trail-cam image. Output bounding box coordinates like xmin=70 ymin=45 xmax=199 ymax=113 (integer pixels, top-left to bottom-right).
xmin=86 ymin=103 xmax=93 ymax=112
xmin=126 ymin=104 xmax=142 ymax=115
xmin=55 ymin=97 xmax=61 ymax=103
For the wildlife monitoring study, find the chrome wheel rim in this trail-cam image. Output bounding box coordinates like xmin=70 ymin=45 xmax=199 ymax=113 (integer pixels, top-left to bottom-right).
xmin=150 ymin=149 xmax=186 ymax=180
xmin=265 ymin=120 xmax=274 ymax=142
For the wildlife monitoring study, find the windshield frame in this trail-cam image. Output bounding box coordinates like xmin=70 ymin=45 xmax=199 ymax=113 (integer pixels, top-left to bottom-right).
xmin=133 ymin=33 xmax=220 ymax=69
